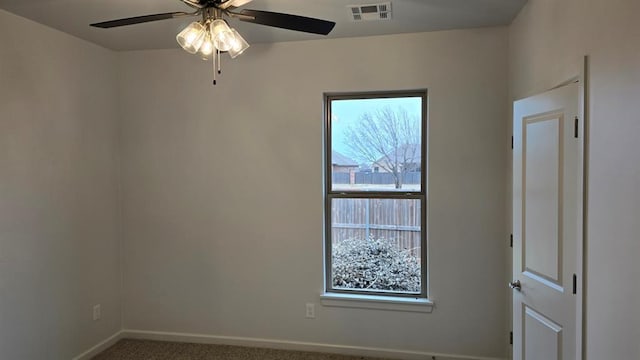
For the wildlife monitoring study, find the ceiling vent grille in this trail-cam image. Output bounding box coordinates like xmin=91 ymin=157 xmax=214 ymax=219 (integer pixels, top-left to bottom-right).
xmin=348 ymin=2 xmax=392 ymax=22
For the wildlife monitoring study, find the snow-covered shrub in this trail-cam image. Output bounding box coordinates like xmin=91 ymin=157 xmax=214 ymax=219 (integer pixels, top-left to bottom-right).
xmin=332 ymin=238 xmax=421 ymax=292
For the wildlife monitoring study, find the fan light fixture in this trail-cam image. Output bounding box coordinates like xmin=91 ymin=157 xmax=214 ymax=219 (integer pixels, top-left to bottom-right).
xmin=176 ymin=9 xmax=250 ymax=85
xmin=90 ymin=0 xmax=337 ymax=87
xmin=176 ymin=22 xmax=207 ymax=54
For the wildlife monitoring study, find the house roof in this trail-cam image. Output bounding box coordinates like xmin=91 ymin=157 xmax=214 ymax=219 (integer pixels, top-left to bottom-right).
xmin=332 ymin=151 xmax=358 ymax=167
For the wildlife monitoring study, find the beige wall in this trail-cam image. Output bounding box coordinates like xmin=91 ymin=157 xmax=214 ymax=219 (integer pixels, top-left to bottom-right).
xmin=0 ymin=10 xmax=122 ymax=360
xmin=118 ymin=28 xmax=509 ymax=359
xmin=509 ymin=0 xmax=640 ymax=358
xmin=4 ymin=1 xmax=637 ymax=358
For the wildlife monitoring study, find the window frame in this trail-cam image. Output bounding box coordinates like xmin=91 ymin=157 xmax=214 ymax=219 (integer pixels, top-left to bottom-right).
xmin=323 ymin=90 xmax=429 ymax=299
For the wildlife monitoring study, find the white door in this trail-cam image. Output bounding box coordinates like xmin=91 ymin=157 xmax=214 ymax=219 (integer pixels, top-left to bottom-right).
xmin=512 ymin=81 xmax=583 ymax=360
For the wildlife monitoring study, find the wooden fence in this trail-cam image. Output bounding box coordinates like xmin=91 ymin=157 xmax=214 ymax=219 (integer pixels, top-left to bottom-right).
xmin=333 ymin=171 xmax=421 ymax=185
xmin=331 ymin=198 xmax=422 ymax=256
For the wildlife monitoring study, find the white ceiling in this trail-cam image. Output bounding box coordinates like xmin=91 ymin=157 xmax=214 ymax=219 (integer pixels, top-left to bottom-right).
xmin=0 ymin=0 xmax=527 ymax=51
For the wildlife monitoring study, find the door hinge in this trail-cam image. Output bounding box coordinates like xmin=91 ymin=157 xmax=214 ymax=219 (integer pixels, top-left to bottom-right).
xmin=573 ymin=274 xmax=577 ymax=294
xmin=510 ymin=234 xmax=513 ymax=248
xmin=510 ymin=331 xmax=513 ymax=345
xmin=511 ymin=135 xmax=514 ymax=149
xmin=574 ymin=117 xmax=579 ymax=138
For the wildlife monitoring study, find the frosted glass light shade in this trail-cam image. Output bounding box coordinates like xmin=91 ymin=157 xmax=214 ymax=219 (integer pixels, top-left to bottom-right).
xmin=197 ymin=32 xmax=215 ymax=60
xmin=176 ymin=22 xmax=206 ymax=54
xmin=228 ymin=28 xmax=249 ymax=58
xmin=210 ymin=19 xmax=234 ymax=52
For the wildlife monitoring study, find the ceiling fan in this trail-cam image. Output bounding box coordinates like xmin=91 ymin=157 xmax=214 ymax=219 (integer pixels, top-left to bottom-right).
xmin=91 ymin=0 xmax=336 ymax=84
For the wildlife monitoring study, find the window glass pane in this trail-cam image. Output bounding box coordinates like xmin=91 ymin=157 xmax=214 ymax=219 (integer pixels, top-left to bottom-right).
xmin=331 ymin=97 xmax=422 ymax=192
xmin=330 ymin=198 xmax=422 ymax=294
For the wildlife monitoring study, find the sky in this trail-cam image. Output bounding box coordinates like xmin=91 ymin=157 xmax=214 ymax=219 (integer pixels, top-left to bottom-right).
xmin=330 ymin=96 xmax=422 ymax=158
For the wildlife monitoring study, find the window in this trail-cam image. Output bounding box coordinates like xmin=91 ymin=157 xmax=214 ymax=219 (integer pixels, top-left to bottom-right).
xmin=324 ymin=91 xmax=428 ymax=299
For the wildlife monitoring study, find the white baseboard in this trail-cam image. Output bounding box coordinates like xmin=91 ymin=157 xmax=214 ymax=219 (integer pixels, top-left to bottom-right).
xmin=72 ymin=331 xmax=123 ymax=360
xmin=121 ymin=329 xmax=505 ymax=360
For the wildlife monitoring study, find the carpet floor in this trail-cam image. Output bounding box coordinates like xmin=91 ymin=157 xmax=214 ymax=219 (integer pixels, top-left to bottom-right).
xmin=92 ymin=339 xmax=396 ymax=360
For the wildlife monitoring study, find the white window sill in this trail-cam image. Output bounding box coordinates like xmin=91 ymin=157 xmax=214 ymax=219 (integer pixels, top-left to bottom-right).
xmin=320 ymin=293 xmax=434 ymax=313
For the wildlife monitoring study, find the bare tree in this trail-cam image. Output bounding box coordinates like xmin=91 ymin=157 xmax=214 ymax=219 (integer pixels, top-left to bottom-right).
xmin=344 ymin=106 xmax=420 ymax=189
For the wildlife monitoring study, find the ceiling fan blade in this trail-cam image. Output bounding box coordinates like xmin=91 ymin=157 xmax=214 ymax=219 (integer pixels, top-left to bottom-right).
xmin=219 ymin=0 xmax=254 ymax=10
xmin=239 ymin=9 xmax=335 ymax=35
xmin=90 ymin=12 xmax=190 ymax=28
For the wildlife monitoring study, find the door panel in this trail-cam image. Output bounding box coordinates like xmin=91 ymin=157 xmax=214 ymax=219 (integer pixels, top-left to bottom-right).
xmin=513 ymin=81 xmax=583 ymax=360
xmin=523 ymin=305 xmax=562 ymax=360
xmin=523 ymin=115 xmax=562 ymax=287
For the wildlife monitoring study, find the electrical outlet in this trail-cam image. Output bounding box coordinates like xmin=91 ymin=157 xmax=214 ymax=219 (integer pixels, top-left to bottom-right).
xmin=305 ymin=303 xmax=315 ymax=319
xmin=93 ymin=304 xmax=101 ymax=321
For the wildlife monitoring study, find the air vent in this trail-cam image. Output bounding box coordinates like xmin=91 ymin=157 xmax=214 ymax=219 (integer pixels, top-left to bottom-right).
xmin=348 ymin=2 xmax=392 ymax=21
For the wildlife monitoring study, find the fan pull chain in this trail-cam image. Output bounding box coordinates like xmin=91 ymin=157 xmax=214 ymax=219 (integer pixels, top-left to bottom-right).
xmin=217 ymin=49 xmax=222 ymax=74
xmin=212 ymin=52 xmax=217 ymax=86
